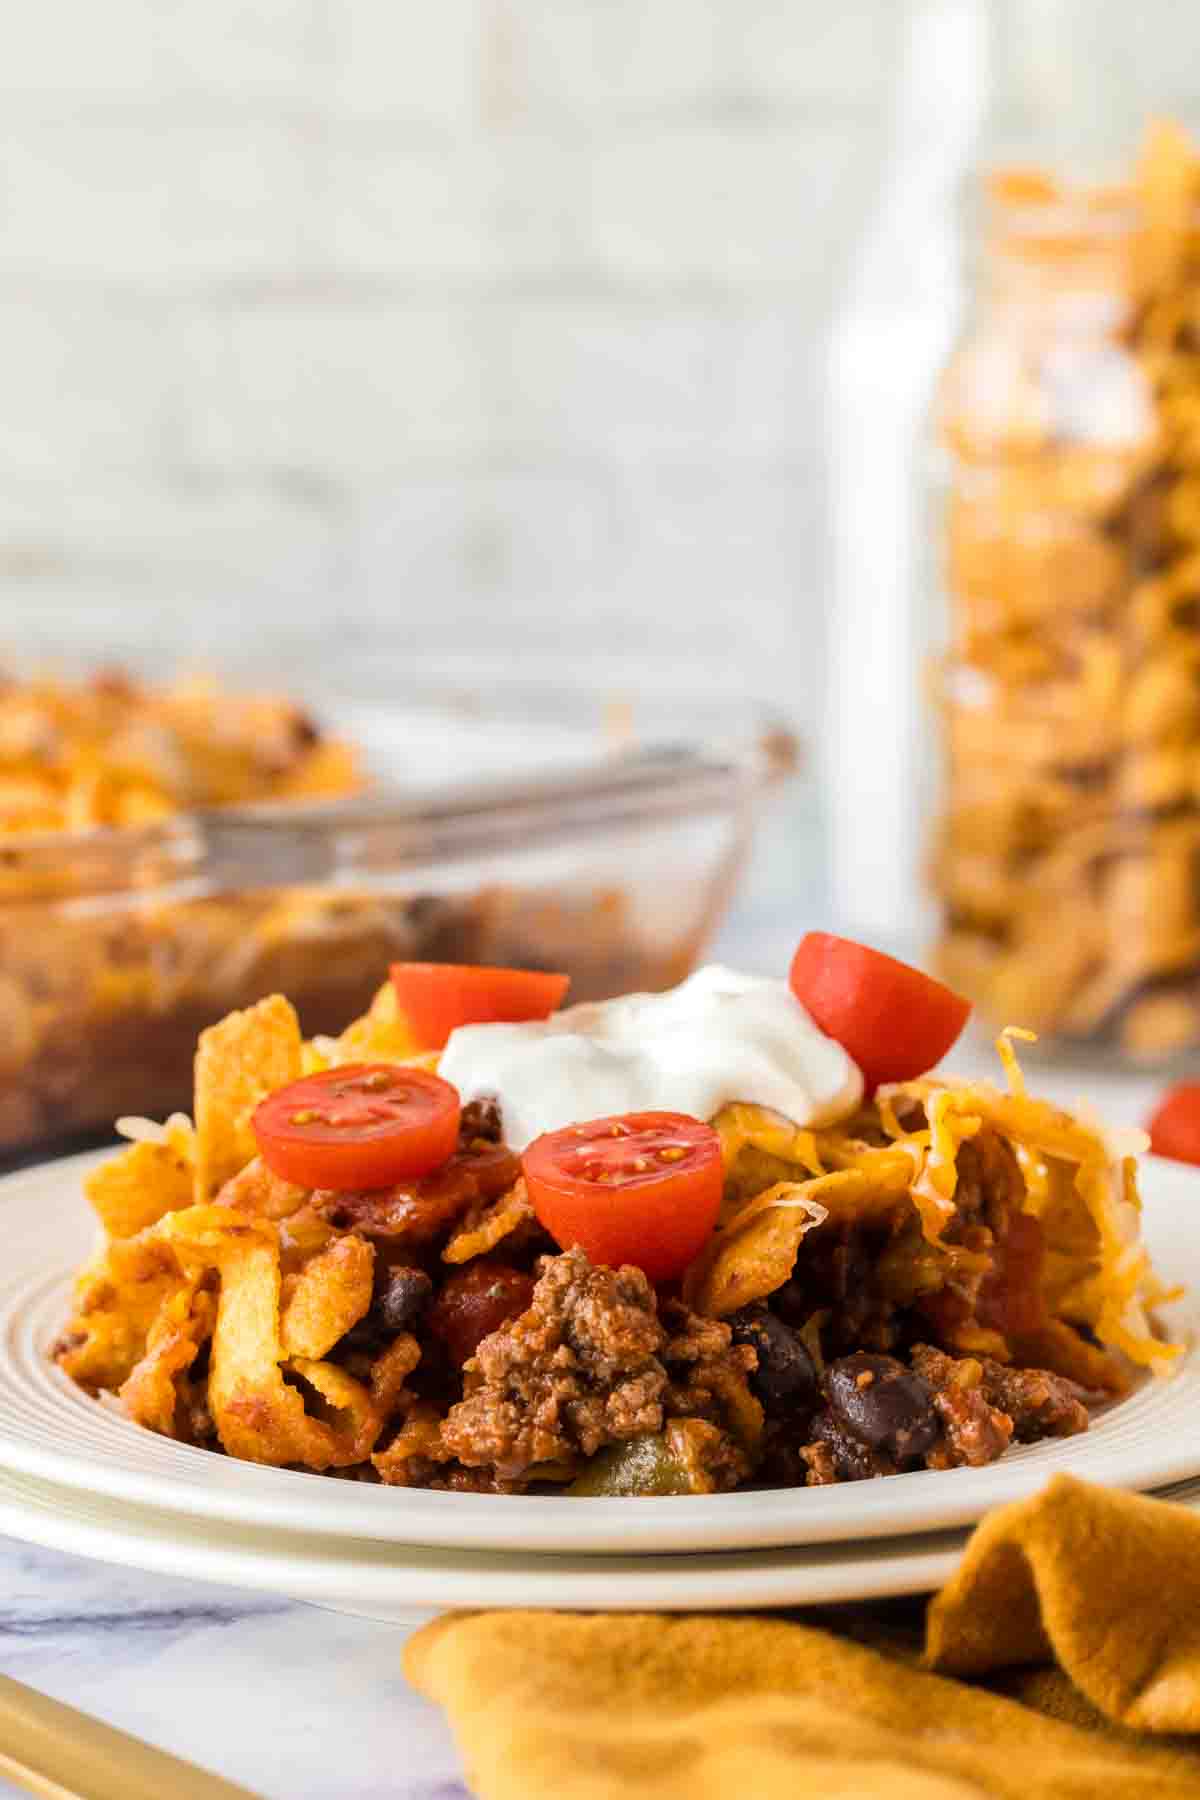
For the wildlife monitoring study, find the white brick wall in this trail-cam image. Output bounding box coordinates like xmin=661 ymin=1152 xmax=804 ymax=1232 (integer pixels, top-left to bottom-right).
xmin=0 ymin=0 xmax=936 ymax=737
xmin=0 ymin=2 xmax=323 ymax=106
xmin=327 ymin=0 xmax=483 ymax=124
xmin=0 ymin=122 xmax=308 ymax=286
xmin=177 ymin=300 xmax=491 ymax=470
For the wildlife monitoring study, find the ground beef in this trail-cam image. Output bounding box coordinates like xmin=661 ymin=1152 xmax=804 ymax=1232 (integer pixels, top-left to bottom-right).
xmin=660 ymin=1304 xmax=757 ymax=1421
xmin=927 ymin=1380 xmax=1014 ymax=1468
xmin=436 ymin=1253 xmax=763 ymax=1485
xmin=429 ymin=1464 xmax=529 ymax=1495
xmin=912 ymin=1343 xmax=1089 ymax=1445
xmin=947 ymin=1129 xmax=1025 ymax=1240
xmin=668 ymin=1418 xmax=753 ymax=1494
xmin=657 ymin=1303 xmax=761 ymax=1486
xmin=980 ymin=1360 xmax=1090 ymax=1440
xmin=909 ymin=1344 xmax=1014 ymax=1467
xmin=439 ymin=1247 xmax=668 ymax=1477
xmin=799 ymin=1438 xmax=839 ymax=1485
xmin=661 ymin=1306 xmax=734 ymax=1369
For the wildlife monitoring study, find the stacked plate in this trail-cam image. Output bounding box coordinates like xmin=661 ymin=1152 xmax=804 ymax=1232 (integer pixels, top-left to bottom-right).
xmin=2 ymin=1150 xmax=1199 ymax=1620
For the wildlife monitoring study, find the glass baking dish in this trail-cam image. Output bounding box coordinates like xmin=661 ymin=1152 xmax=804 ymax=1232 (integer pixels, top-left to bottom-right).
xmin=0 ymin=684 xmax=794 ymax=1158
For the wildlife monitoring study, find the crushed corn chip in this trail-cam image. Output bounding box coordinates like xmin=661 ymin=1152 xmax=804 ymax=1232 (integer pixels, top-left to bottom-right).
xmin=443 ymin=1179 xmax=534 ymax=1264
xmin=685 ymin=1180 xmax=830 ymax=1316
xmin=57 ymin=1234 xmax=188 ymax=1392
xmin=154 ymin=1204 xmax=383 ymax=1469
xmin=193 ymin=995 xmax=302 ymax=1201
xmin=119 ymin=1276 xmax=216 ymax=1437
xmin=323 ymin=979 xmax=419 ymax=1067
xmin=279 ymin=1234 xmax=375 ymax=1361
xmin=85 ymin=1136 xmax=194 ymax=1240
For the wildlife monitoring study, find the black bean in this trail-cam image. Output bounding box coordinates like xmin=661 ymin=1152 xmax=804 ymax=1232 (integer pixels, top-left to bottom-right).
xmin=807 ymin=1408 xmax=896 ymax=1482
xmin=826 ymin=1353 xmax=938 ymax=1464
xmin=340 ymin=1264 xmax=434 ymax=1352
xmin=728 ymin=1306 xmax=818 ymax=1411
xmin=377 ymin=1266 xmax=434 ymax=1334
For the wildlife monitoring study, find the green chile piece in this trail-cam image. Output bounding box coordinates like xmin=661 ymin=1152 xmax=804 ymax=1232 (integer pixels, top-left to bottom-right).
xmin=568 ymin=1432 xmax=692 ymax=1497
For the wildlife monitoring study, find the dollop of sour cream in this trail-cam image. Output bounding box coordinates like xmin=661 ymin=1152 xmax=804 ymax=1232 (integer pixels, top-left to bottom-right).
xmin=438 ymin=964 xmax=864 ymax=1150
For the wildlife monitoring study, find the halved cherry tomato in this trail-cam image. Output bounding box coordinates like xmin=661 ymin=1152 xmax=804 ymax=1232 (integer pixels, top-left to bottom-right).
xmin=789 ymin=931 xmax=971 ymax=1091
xmin=522 ymin=1111 xmax=722 ymax=1283
xmin=252 ymin=1063 xmax=461 ymax=1190
xmin=1147 ymin=1082 xmax=1200 ymax=1166
xmin=390 ymin=963 xmax=570 ymax=1051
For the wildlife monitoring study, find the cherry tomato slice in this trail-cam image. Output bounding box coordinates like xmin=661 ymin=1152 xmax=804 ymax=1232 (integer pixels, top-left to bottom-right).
xmin=390 ymin=963 xmax=570 ymax=1051
xmin=522 ymin=1111 xmax=722 ymax=1283
xmin=788 ymin=931 xmax=971 ymax=1091
xmin=252 ymin=1063 xmax=461 ymax=1190
xmin=1147 ymin=1082 xmax=1200 ymax=1166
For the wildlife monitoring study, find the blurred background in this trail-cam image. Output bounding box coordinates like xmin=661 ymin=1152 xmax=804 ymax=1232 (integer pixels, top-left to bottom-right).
xmin=7 ymin=0 xmax=909 ymax=705
xmin=7 ymin=0 xmax=1200 ymax=1127
xmin=1 ymin=7 xmax=1189 ymax=715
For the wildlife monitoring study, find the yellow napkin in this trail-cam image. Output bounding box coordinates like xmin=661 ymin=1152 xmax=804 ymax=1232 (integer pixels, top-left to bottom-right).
xmin=406 ymin=1475 xmax=1200 ymax=1799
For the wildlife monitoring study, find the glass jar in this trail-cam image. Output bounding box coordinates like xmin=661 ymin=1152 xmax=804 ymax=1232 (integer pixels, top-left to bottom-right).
xmin=931 ymin=130 xmax=1200 ymax=1061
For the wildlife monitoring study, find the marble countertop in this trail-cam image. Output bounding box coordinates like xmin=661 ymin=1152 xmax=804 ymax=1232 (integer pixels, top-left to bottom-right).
xmin=0 ymin=1544 xmax=462 ymax=1799
xmin=0 ymin=894 xmax=1164 ymax=1799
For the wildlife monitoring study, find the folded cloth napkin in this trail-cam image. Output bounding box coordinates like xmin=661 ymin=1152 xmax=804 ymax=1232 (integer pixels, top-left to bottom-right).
xmin=405 ymin=1474 xmax=1200 ymax=1798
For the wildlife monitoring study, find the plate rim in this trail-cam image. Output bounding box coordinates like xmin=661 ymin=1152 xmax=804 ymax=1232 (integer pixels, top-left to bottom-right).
xmin=0 ymin=1459 xmax=970 ymax=1613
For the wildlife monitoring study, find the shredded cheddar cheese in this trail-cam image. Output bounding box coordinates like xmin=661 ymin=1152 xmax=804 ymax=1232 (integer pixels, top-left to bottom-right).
xmin=695 ymin=1031 xmax=1180 ymax=1372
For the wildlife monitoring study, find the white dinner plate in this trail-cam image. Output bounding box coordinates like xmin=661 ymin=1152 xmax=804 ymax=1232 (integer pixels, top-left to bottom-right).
xmin=0 ymin=1456 xmax=1196 ymax=1619
xmin=0 ymin=1460 xmax=1008 ymax=1616
xmin=1 ymin=1149 xmax=1198 ymax=1558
